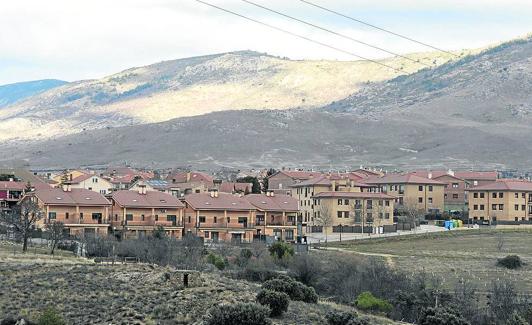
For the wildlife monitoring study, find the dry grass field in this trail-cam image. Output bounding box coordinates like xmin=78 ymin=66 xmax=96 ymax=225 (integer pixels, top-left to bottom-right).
xmin=0 ymin=242 xmax=400 ymax=324
xmin=330 ymin=228 xmax=532 ymax=293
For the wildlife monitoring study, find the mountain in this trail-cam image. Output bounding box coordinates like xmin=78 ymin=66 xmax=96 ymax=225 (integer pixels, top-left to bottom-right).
xmin=2 ymin=37 xmax=530 ymax=170
xmin=0 ymin=50 xmax=460 ymax=142
xmin=0 ymin=79 xmax=67 ymax=108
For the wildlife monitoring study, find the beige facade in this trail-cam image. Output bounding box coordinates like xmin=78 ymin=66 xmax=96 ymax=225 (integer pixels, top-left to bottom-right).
xmin=110 ymin=205 xmax=184 ymax=239
xmin=183 ymin=208 xmax=256 ymax=243
xmin=70 ymin=175 xmax=114 ymax=195
xmin=467 ymin=180 xmax=532 ymax=224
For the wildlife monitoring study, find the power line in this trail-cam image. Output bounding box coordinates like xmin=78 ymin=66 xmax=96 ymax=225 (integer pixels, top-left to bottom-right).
xmin=241 ymin=0 xmax=431 ymax=67
xmin=299 ymin=0 xmax=460 ymax=57
xmin=195 ymin=0 xmax=404 ymax=72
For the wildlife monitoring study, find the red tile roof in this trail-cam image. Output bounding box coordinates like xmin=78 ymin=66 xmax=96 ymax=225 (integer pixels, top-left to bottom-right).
xmin=34 ymin=188 xmax=111 ymax=206
xmin=468 ymin=179 xmax=532 ymax=191
xmin=68 ymin=174 xmax=94 ymax=184
xmin=290 ymin=176 xmax=332 ymax=188
xmin=365 ymin=173 xmax=446 ymax=185
xmin=112 ymin=190 xmax=184 ymax=208
xmin=0 ymin=181 xmax=27 ymax=191
xmin=245 ymin=194 xmax=298 ymax=212
xmin=219 ymin=182 xmax=252 ymax=193
xmin=411 ymin=170 xmax=497 ymax=181
xmin=166 ymin=171 xmax=214 ymax=184
xmin=184 ymin=192 xmax=255 ymax=211
xmin=312 ymin=191 xmax=396 ymax=199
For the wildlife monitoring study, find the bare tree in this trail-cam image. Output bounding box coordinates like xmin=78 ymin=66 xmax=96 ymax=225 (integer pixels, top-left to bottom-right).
xmin=0 ymin=199 xmax=43 ymax=252
xmin=316 ymin=204 xmax=334 ymax=243
xmin=398 ymin=198 xmax=425 ymax=232
xmin=45 ymin=221 xmax=65 ymax=255
xmin=496 ymin=232 xmax=505 ymax=252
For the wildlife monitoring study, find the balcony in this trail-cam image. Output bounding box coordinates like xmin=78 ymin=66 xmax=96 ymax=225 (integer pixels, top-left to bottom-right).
xmin=46 ymin=217 xmax=108 ymax=225
xmin=124 ymin=216 xmax=182 ymax=227
xmin=198 ymin=222 xmax=255 ymax=229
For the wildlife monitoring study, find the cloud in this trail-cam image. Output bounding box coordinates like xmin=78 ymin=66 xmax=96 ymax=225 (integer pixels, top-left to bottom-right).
xmin=0 ymin=0 xmax=531 ymax=84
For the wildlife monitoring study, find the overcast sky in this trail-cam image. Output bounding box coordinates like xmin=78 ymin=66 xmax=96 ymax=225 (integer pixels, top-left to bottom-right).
xmin=1 ymin=0 xmax=531 ymax=84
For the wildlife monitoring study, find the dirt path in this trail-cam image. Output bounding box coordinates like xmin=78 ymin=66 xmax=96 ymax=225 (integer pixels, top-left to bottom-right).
xmin=317 ymin=246 xmax=398 ymax=268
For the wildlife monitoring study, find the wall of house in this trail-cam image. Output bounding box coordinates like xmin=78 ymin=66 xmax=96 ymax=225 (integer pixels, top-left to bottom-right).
xmin=469 ymin=190 xmax=532 ymax=223
xmin=71 ymin=177 xmax=113 ymax=195
xmin=315 ymin=197 xmax=394 ymax=228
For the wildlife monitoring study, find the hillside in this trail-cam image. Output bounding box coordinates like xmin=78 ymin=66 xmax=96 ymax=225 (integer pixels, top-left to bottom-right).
xmin=0 ymin=79 xmax=67 ymax=108
xmin=0 ymin=50 xmax=459 ymax=142
xmin=2 ymin=37 xmax=531 ymax=170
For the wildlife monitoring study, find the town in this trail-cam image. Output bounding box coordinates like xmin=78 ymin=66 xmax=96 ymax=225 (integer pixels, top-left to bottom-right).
xmin=2 ymin=166 xmax=531 ymax=242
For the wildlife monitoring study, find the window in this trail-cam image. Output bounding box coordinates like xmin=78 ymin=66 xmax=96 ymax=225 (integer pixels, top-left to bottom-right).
xmin=100 ymin=190 xmax=106 ymax=194
xmin=187 ymin=216 xmax=191 ymax=223
xmin=419 ymin=185 xmax=423 ymax=191
xmin=378 ymin=200 xmax=383 ymax=206
xmin=114 ymin=214 xmax=118 ymax=221
xmin=344 ymin=199 xmax=349 ymax=205
xmin=48 ymin=212 xmax=56 ymax=220
xmin=480 ymin=193 xmax=485 ymax=198
xmin=385 ymin=213 xmax=390 ymax=219
xmin=199 ymin=216 xmax=206 ymax=223
xmin=354 ymin=211 xmax=362 ymax=222
xmin=338 ymin=199 xmax=343 ymax=205
xmin=214 ymin=216 xmax=217 ymax=223
xmin=428 ymin=185 xmax=433 ymax=192
xmin=428 ymin=197 xmax=433 ymax=204
xmin=227 ymin=217 xmax=230 ymax=223
xmin=141 ymin=214 xmax=145 ymax=221
xmin=126 ymin=214 xmax=133 ymax=221
xmin=418 ymin=197 xmax=423 ymax=203
xmin=499 ymin=192 xmax=504 ymax=198
xmin=492 ymin=204 xmax=497 ymax=210
xmin=452 ymin=183 xmax=459 ymax=188
xmin=492 ymin=193 xmax=497 ymax=198
xmin=473 ymin=192 xmax=478 ymax=198
xmin=204 ymin=231 xmax=210 ymax=238
xmin=337 ymin=211 xmax=343 ymax=218
xmin=65 ymin=212 xmax=69 ymax=219
xmin=155 ymin=215 xmax=159 ymax=221
xmin=473 ymin=205 xmax=478 ymax=210
xmin=499 ymin=204 xmax=504 ymax=210
xmin=515 ymin=193 xmax=519 ymax=199
xmin=92 ymin=177 xmax=98 ymax=183
xmin=344 ymin=211 xmax=350 ymax=218
xmin=480 ymin=205 xmax=485 ymax=210
xmin=379 ymin=212 xmax=384 ymax=219
xmin=367 ymin=200 xmax=373 ymax=209
xmin=385 ymin=200 xmax=390 ymax=207
xmin=522 ymin=205 xmax=526 ymax=211
xmin=515 ymin=204 xmax=519 ymax=211
xmin=452 ymin=194 xmax=459 ymax=199
xmin=366 ymin=213 xmax=373 ymax=222
xmin=92 ymin=213 xmax=101 ymax=220
xmin=80 ymin=213 xmax=84 ymax=220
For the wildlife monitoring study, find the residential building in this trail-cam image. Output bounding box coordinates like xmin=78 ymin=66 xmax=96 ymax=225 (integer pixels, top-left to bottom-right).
xmin=312 ymin=192 xmax=395 ymax=231
xmin=32 ymin=185 xmax=111 ymax=237
xmin=432 ymin=174 xmax=470 ymax=213
xmin=166 ymin=171 xmax=214 ymax=194
xmin=183 ymin=190 xmax=256 ymax=243
xmin=467 ymin=179 xmax=532 ymax=224
xmin=110 ymin=186 xmax=185 ymax=239
xmin=267 ymin=170 xmax=323 ymax=195
xmin=0 ymin=181 xmax=26 ymax=211
xmin=130 ymin=179 xmax=184 ymax=197
xmin=219 ymin=182 xmax=252 ymax=194
xmin=67 ymin=173 xmax=114 ymax=195
xmin=245 ymin=192 xmax=299 ymax=241
xmin=365 ymin=173 xmax=445 ymax=214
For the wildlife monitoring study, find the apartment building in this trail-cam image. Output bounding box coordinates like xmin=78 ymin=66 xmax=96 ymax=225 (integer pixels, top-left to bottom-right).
xmin=312 ymin=192 xmax=395 ymax=230
xmin=67 ymin=173 xmax=114 ymax=195
xmin=166 ymin=171 xmax=214 ymax=194
xmin=32 ymin=185 xmax=111 ymax=237
xmin=365 ymin=173 xmax=445 ymax=214
xmin=110 ymin=186 xmax=185 ymax=239
xmin=245 ymin=192 xmax=299 ymax=242
xmin=183 ymin=190 xmax=256 ymax=243
xmin=467 ymin=179 xmax=532 ymax=224
xmin=267 ymin=170 xmax=323 ymax=195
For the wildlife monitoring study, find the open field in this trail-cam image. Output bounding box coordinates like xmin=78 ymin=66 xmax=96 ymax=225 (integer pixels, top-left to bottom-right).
xmin=0 ymin=243 xmax=400 ymax=324
xmin=330 ymin=228 xmax=532 ymax=293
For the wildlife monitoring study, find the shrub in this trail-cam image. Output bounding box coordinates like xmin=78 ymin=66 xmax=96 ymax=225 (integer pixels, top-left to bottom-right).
xmin=355 ymin=292 xmax=392 ymax=313
xmin=325 ymin=310 xmax=369 ymax=325
xmin=262 ymin=277 xmax=318 ymax=303
xmin=418 ymin=307 xmax=470 ymax=325
xmin=207 ymin=252 xmax=226 ymax=270
xmin=256 ymin=289 xmax=290 ymax=317
xmin=38 ymin=308 xmax=65 ymax=325
xmin=204 ymin=303 xmax=272 ymax=325
xmin=236 ymin=248 xmax=253 ymax=267
xmin=497 ymin=255 xmax=523 ymax=269
xmin=268 ymin=242 xmax=294 ymax=259
xmin=506 ymin=311 xmax=528 ymax=325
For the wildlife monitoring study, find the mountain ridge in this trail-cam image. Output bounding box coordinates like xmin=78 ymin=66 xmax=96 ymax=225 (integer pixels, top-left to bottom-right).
xmin=0 ymin=79 xmax=67 ymax=108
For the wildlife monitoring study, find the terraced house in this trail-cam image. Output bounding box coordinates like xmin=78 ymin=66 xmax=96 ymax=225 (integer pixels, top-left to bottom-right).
xmin=312 ymin=192 xmax=396 ymax=232
xmin=183 ymin=190 xmax=256 ymax=243
xmin=365 ymin=173 xmax=445 ymax=214
xmin=110 ymin=185 xmax=185 ymax=239
xmin=32 ymin=184 xmax=111 ymax=237
xmin=467 ymin=179 xmax=532 ymax=224
xmin=245 ymin=191 xmax=299 ymax=242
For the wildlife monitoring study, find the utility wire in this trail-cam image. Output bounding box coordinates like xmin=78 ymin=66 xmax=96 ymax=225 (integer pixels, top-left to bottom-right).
xmin=299 ymin=0 xmax=460 ymax=58
xmin=196 ymin=0 xmax=404 ymax=72
xmin=241 ymin=0 xmax=431 ymax=67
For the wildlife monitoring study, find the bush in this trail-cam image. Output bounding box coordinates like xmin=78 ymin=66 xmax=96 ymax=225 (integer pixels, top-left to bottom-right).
xmin=355 ymin=292 xmax=392 ymax=313
xmin=236 ymin=248 xmax=253 ymax=267
xmin=506 ymin=311 xmax=528 ymax=325
xmin=497 ymin=255 xmax=524 ymax=269
xmin=418 ymin=307 xmax=470 ymax=325
xmin=38 ymin=308 xmax=65 ymax=325
xmin=207 ymin=252 xmax=226 ymax=270
xmin=204 ymin=303 xmax=272 ymax=325
xmin=325 ymin=310 xmax=369 ymax=325
xmin=268 ymin=242 xmax=294 ymax=259
xmin=262 ymin=276 xmax=318 ymax=303
xmin=256 ymin=289 xmax=290 ymax=317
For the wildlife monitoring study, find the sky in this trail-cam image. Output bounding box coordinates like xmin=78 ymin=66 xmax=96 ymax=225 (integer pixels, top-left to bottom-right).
xmin=0 ymin=0 xmax=531 ymax=85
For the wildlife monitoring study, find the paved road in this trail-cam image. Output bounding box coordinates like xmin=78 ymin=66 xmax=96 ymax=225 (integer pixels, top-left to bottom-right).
xmin=306 ymin=224 xmax=449 ymax=245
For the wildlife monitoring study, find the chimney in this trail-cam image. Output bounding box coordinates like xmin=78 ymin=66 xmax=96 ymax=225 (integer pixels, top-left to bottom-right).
xmin=428 ymin=171 xmax=433 ymax=179
xmin=331 ymin=180 xmax=336 ymax=192
xmin=69 ymin=174 xmax=73 ymax=181
xmin=210 ymin=189 xmax=218 ymax=198
xmin=186 ymin=172 xmax=191 ymax=182
xmin=8 ymin=177 xmax=13 ymax=182
xmin=62 ymin=184 xmax=71 ymax=192
xmin=447 ymin=169 xmax=455 ymax=177
xmin=267 ymin=190 xmax=274 ymax=197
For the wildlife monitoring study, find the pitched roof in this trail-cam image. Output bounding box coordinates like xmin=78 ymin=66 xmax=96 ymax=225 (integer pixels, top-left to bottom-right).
xmin=166 ymin=171 xmax=214 ymax=184
xmin=411 ymin=170 xmax=497 ymax=181
xmin=245 ymin=194 xmax=298 ymax=212
xmin=312 ymin=191 xmax=396 ymax=199
xmin=0 ymin=181 xmax=27 ymax=191
xmin=365 ymin=173 xmax=446 ymax=185
xmin=290 ymin=176 xmax=332 ymax=188
xmin=34 ymin=188 xmax=111 ymax=206
xmin=219 ymin=182 xmax=252 ymax=193
xmin=112 ymin=190 xmax=184 ymax=208
xmin=68 ymin=173 xmax=96 ymax=184
xmin=468 ymin=179 xmax=532 ymax=191
xmin=184 ymin=192 xmax=255 ymax=211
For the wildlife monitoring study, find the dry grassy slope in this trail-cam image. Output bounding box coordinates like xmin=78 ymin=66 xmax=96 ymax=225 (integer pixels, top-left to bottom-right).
xmin=0 ymin=50 xmax=461 ymax=142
